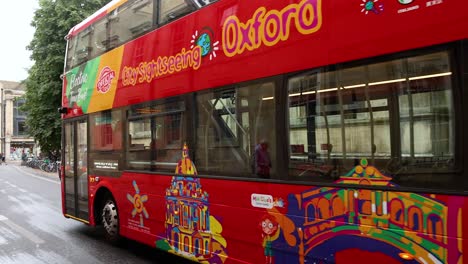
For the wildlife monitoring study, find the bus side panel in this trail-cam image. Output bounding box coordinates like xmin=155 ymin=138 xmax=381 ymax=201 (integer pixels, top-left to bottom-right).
xmin=103 ymin=169 xmax=466 ymax=264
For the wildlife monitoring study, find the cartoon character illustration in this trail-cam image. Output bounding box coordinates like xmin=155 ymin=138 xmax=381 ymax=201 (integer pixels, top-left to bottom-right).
xmin=261 ymin=214 xmax=280 ymax=264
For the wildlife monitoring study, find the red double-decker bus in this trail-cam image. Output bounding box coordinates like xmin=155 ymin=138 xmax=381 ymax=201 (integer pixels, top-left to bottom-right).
xmin=60 ymin=0 xmax=468 ymax=263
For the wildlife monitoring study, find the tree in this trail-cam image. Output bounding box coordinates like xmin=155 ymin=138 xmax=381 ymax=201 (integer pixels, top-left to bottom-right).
xmin=22 ymin=0 xmax=108 ymax=158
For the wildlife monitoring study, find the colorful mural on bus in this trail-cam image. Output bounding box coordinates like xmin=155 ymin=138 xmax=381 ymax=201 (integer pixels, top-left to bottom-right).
xmin=147 ymin=145 xmax=463 ymax=264
xmin=258 ymin=160 xmax=463 ymax=264
xmin=155 ymin=144 xmax=228 ymax=263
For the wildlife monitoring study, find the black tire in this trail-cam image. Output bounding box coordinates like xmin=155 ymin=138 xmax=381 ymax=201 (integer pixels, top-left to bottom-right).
xmin=101 ymin=195 xmax=121 ymax=244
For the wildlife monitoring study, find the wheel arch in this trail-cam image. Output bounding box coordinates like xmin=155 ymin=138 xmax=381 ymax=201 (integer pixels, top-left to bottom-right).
xmin=93 ymin=186 xmax=114 ymax=226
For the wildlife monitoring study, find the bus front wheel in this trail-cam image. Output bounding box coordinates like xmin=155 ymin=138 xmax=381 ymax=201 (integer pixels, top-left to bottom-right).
xmin=101 ymin=196 xmax=121 ymax=243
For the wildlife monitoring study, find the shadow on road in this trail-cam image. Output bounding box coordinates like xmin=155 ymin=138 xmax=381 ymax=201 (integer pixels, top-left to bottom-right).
xmin=70 ymin=224 xmax=197 ymax=264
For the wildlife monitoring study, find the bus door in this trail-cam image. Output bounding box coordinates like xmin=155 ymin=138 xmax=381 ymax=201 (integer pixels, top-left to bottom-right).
xmin=63 ymin=119 xmax=89 ymax=223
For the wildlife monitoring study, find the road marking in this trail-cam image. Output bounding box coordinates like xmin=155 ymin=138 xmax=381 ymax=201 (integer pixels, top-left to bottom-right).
xmin=0 ymin=215 xmax=44 ymax=244
xmin=13 ymin=167 xmax=60 ymax=185
xmin=6 ymin=183 xmax=17 ymax=188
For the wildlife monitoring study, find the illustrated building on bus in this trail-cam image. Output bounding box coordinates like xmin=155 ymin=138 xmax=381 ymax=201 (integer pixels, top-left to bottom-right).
xmin=277 ymin=159 xmax=463 ymax=263
xmin=165 ymin=176 xmax=213 ymax=259
xmin=158 ymin=145 xmax=227 ymax=263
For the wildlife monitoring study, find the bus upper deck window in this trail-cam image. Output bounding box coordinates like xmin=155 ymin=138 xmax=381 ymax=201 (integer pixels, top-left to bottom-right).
xmin=158 ymin=0 xmax=196 ymax=25
xmin=191 ymin=0 xmax=219 ymax=8
xmin=66 ymin=35 xmax=77 ymax=70
xmin=91 ymin=18 xmax=107 ymax=56
xmin=112 ymin=0 xmax=154 ymax=44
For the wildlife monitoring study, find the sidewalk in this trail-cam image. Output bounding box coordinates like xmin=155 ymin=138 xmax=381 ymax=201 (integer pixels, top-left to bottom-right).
xmin=6 ymin=159 xmax=59 ymax=179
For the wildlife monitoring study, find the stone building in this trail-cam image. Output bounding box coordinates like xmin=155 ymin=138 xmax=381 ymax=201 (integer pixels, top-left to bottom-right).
xmin=0 ymin=80 xmax=36 ymax=160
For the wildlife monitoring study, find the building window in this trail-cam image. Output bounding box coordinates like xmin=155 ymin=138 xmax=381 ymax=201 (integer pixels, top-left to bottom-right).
xmin=14 ymin=120 xmax=28 ymax=136
xmin=14 ymin=99 xmax=26 ymax=118
xmin=13 ymin=99 xmax=28 ymax=136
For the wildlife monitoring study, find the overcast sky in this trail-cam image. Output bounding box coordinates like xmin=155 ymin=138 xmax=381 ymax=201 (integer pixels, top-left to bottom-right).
xmin=0 ymin=1 xmax=39 ymax=82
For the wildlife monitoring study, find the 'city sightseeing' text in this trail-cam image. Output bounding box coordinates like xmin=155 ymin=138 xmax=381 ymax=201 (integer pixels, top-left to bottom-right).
xmin=122 ymin=46 xmax=201 ymax=87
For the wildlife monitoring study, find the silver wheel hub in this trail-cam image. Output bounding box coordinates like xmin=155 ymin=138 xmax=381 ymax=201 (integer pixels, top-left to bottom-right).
xmin=102 ymin=200 xmax=118 ymax=236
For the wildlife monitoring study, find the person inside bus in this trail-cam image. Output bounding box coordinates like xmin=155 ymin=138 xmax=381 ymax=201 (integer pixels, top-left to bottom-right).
xmin=254 ymin=139 xmax=272 ymax=179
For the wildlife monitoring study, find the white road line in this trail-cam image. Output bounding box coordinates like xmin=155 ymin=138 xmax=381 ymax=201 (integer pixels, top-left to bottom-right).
xmin=0 ymin=215 xmax=44 ymax=244
xmin=13 ymin=167 xmax=60 ymax=185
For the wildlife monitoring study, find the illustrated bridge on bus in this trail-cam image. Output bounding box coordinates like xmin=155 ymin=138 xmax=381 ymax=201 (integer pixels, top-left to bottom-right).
xmin=273 ymin=160 xmax=463 ymax=264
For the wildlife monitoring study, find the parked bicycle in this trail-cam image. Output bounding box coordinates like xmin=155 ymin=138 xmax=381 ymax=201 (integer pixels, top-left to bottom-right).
xmin=22 ymin=157 xmax=59 ymax=173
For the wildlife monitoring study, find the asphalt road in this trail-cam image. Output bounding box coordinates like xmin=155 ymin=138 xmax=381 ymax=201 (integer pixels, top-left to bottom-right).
xmin=0 ymin=162 xmax=194 ymax=264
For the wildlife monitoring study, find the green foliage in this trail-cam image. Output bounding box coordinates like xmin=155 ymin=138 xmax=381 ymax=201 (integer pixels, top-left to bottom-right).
xmin=22 ymin=0 xmax=108 ymax=158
